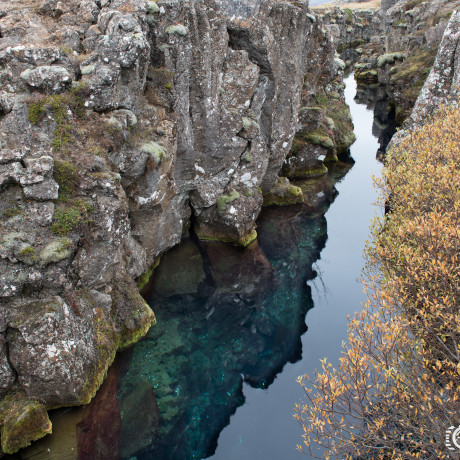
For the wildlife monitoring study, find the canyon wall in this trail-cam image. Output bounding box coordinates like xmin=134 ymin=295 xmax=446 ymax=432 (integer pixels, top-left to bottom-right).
xmin=0 ymin=0 xmax=348 ymax=453
xmin=2 ymin=0 xmax=457 ymax=454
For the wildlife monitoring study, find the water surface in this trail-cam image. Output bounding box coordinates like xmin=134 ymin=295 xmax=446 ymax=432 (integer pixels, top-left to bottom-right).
xmin=12 ymin=76 xmax=394 ymax=460
xmin=209 ymin=75 xmax=386 ymax=460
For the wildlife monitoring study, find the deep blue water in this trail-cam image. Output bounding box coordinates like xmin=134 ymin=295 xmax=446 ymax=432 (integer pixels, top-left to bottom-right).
xmin=12 ymin=76 xmax=396 ymax=460
xmin=113 ymin=75 xmax=387 ymax=460
xmin=209 ymin=75 xmax=388 ymax=460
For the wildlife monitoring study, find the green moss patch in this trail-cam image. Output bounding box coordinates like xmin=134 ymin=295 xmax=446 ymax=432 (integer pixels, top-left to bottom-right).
xmin=111 ymin=279 xmax=156 ymax=349
xmin=196 ymin=227 xmax=258 ymax=247
xmin=2 ymin=206 xmax=22 ymax=219
xmin=165 ymin=24 xmax=188 ymax=36
xmin=136 ymin=257 xmax=161 ymax=291
xmin=0 ymin=393 xmax=52 ymax=454
xmin=355 ymin=69 xmax=378 ymax=82
xmin=377 ymin=52 xmax=405 ymax=68
xmin=343 ymin=8 xmax=353 ymax=22
xmin=147 ymin=0 xmax=160 ymax=13
xmin=27 ymin=84 xmax=87 ymax=153
xmin=53 ymin=160 xmax=79 ymax=201
xmin=142 ymin=141 xmax=167 ymax=164
xmin=242 ymin=117 xmax=260 ymax=132
xmin=51 ymin=200 xmax=93 ymax=236
xmin=17 ymin=246 xmax=36 ymax=265
xmin=39 ymin=238 xmax=72 ymax=264
xmin=286 ymin=162 xmax=328 ymax=180
xmin=388 ymin=47 xmax=438 ymax=122
xmin=403 ymin=0 xmax=424 ymax=11
xmin=299 ymin=129 xmax=334 ymax=150
xmin=263 ymin=178 xmax=304 ymax=207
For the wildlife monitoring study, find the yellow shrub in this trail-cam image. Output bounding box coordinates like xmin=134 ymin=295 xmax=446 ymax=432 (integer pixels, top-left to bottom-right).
xmin=295 ymin=104 xmax=460 ymax=459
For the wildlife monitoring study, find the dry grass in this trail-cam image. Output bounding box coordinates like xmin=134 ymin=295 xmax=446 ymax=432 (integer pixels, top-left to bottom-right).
xmin=312 ymin=0 xmax=381 ymax=10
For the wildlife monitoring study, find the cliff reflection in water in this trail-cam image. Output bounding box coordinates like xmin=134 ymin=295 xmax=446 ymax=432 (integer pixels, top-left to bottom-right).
xmin=354 ymin=84 xmax=397 ymax=160
xmin=114 ymin=161 xmax=352 ymax=460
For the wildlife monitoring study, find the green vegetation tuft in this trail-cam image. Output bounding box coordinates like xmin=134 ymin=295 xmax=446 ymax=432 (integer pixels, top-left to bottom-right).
xmin=403 ymin=0 xmax=425 ymax=11
xmin=147 ymin=0 xmax=160 ymax=13
xmin=377 ymin=52 xmax=405 ymax=68
xmin=27 ymin=83 xmax=87 ymax=153
xmin=19 ymin=246 xmax=35 ymax=259
xmin=165 ymin=24 xmax=188 ymax=36
xmin=302 ymin=90 xmax=355 ymax=155
xmin=0 ymin=393 xmax=52 ymax=454
xmin=389 ymin=47 xmax=437 ymax=122
xmin=343 ymin=8 xmax=353 ymax=23
xmin=2 ymin=207 xmax=22 ymax=219
xmin=299 ymin=128 xmax=334 ymax=150
xmin=51 ymin=200 xmax=93 ymax=236
xmin=27 ymin=99 xmax=46 ymax=125
xmin=53 ymin=160 xmax=79 ymax=201
xmin=142 ymin=141 xmax=167 ymax=163
xmin=433 ymin=10 xmax=453 ymax=25
xmin=242 ymin=117 xmax=260 ymax=132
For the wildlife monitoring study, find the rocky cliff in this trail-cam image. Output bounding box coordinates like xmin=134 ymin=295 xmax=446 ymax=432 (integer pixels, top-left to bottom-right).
xmin=0 ymin=0 xmax=353 ymax=454
xmin=346 ymin=0 xmax=460 ymax=121
xmin=389 ymin=9 xmax=460 ymax=145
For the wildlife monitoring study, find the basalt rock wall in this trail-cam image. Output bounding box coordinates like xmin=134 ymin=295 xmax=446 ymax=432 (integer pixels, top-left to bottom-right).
xmin=350 ymin=0 xmax=460 ymax=121
xmin=0 ymin=0 xmax=346 ymax=454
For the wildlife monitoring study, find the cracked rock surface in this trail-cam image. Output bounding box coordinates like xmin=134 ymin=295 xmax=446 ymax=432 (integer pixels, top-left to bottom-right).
xmin=0 ymin=0 xmax=349 ymax=454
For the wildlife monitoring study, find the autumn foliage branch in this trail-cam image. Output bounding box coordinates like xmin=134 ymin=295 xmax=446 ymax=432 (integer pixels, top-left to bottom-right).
xmin=295 ymin=104 xmax=460 ymax=459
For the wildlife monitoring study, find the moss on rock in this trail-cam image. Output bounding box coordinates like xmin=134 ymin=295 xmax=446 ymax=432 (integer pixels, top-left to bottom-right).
xmin=111 ymin=279 xmax=156 ymax=350
xmin=263 ymin=177 xmax=304 ymax=207
xmin=0 ymin=393 xmax=52 ymax=454
xmin=165 ymin=24 xmax=188 ymax=36
xmin=142 ymin=141 xmax=167 ymax=164
xmin=387 ymin=47 xmax=437 ymax=123
xmin=196 ymin=227 xmax=258 ymax=247
xmin=302 ymin=129 xmax=334 ymax=150
xmin=147 ymin=0 xmax=160 ymax=13
xmin=291 ymin=163 xmax=328 ymax=179
xmin=39 ymin=239 xmax=72 ymax=265
xmin=377 ymin=52 xmax=405 ymax=68
xmin=242 ymin=117 xmax=260 ymax=132
xmin=355 ymin=69 xmax=378 ymax=82
xmin=136 ymin=257 xmax=161 ymax=291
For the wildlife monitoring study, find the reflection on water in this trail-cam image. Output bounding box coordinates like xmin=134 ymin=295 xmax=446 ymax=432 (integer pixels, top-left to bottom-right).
xmin=354 ymin=84 xmax=397 ymax=160
xmin=116 ymin=162 xmax=351 ymax=460
xmin=11 ymin=78 xmax=392 ymax=460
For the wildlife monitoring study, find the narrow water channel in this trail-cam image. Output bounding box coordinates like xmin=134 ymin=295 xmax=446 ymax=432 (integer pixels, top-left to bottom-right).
xmin=11 ymin=75 xmax=395 ymax=460
xmin=210 ymin=74 xmax=387 ymax=460
xmin=116 ymin=74 xmax=389 ymax=460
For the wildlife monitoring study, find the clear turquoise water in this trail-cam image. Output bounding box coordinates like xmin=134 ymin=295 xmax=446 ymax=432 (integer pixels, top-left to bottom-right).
xmin=11 ymin=76 xmax=396 ymax=460
xmin=113 ymin=76 xmax=394 ymax=460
